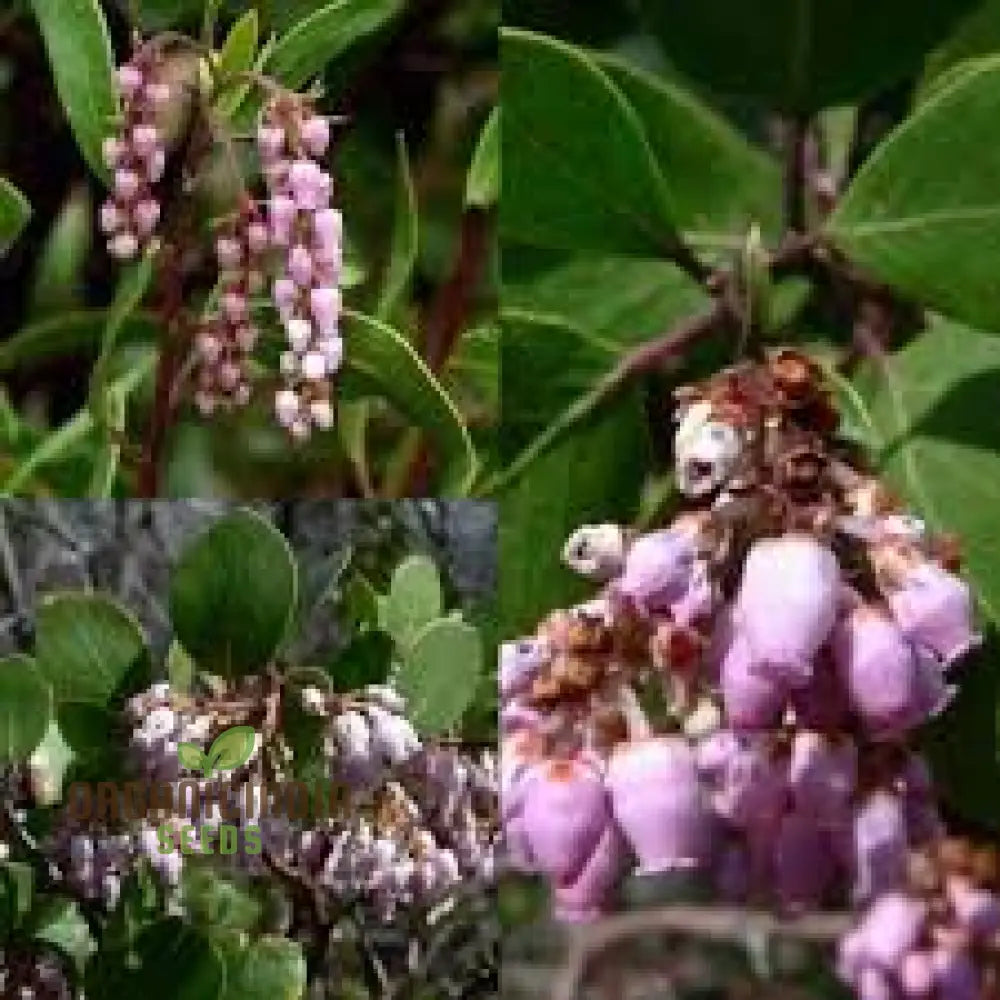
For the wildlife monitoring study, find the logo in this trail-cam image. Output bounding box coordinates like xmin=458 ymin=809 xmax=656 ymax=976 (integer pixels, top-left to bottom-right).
xmin=177 ymin=724 xmax=256 ymax=778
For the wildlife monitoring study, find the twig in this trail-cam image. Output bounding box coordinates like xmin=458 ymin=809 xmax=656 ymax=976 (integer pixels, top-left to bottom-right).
xmin=783 ymin=114 xmax=810 ymax=235
xmin=552 ymin=905 xmax=852 ymax=1000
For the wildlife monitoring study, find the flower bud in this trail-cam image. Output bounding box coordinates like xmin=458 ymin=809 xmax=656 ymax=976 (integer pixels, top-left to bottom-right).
xmin=499 ymin=638 xmax=550 ymax=700
xmin=562 ymin=524 xmax=626 ymax=581
xmin=833 ymin=606 xmax=919 ymax=735
xmin=775 ymin=809 xmax=831 ymax=912
xmin=606 ymin=737 xmax=711 ymax=874
xmin=616 ymin=526 xmax=698 ymax=615
xmin=853 ymin=791 xmax=908 ymax=905
xmin=888 ymin=561 xmax=980 ymax=665
xmin=735 ymin=533 xmax=839 ymax=687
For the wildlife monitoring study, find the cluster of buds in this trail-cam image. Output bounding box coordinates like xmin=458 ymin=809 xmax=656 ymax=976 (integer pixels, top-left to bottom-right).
xmin=100 ymin=45 xmax=170 ymax=260
xmin=838 ymin=838 xmax=1000 ymax=999
xmin=259 ymin=96 xmax=343 ymax=439
xmin=193 ymin=201 xmax=271 ymax=415
xmin=500 ymin=350 xmax=982 ymax=969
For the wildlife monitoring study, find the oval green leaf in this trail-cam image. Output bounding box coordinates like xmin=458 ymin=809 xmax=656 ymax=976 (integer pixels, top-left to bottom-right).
xmin=501 ymin=28 xmax=678 ymax=257
xmin=35 ymin=594 xmax=148 ymax=705
xmin=169 ymin=509 xmax=297 ymax=677
xmin=636 ymin=0 xmax=977 ymax=112
xmin=340 ymin=308 xmax=478 ymax=495
xmin=383 ymin=555 xmax=443 ymax=648
xmin=395 ymin=617 xmax=482 ymax=735
xmin=267 ymin=0 xmax=405 ymax=89
xmin=206 ymin=725 xmax=256 ymax=771
xmin=0 ymin=178 xmax=31 ymax=256
xmin=29 ymin=0 xmax=118 ymax=181
xmin=829 ymin=56 xmax=1000 ymax=332
xmin=133 ymin=919 xmax=224 ymax=1000
xmin=0 ymin=655 xmax=51 ymax=763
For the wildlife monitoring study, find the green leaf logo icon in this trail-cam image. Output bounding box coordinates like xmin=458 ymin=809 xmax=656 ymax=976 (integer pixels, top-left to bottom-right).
xmin=177 ymin=725 xmax=256 ymax=778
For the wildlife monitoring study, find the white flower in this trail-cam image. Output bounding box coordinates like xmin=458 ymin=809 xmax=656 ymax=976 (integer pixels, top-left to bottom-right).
xmin=562 ymin=523 xmax=626 ymax=580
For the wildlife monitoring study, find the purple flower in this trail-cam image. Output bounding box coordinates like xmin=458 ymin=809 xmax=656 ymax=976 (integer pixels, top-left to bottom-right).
xmin=857 ymin=892 xmax=928 ymax=971
xmin=788 ymin=730 xmax=856 ymax=833
xmin=888 ymin=561 xmax=981 ymax=665
xmin=852 ymin=791 xmax=908 ymax=905
xmin=606 ymin=737 xmax=712 ymax=874
xmin=521 ymin=759 xmax=621 ymax=921
xmin=718 ymin=617 xmax=788 ymax=729
xmin=946 ymin=875 xmax=1000 ymax=939
xmin=898 ymin=950 xmax=935 ymax=998
xmin=615 ymin=526 xmax=698 ymax=615
xmin=833 ymin=605 xmax=920 ymax=735
xmin=734 ymin=533 xmax=839 ymax=687
xmin=930 ymin=947 xmax=979 ymax=1000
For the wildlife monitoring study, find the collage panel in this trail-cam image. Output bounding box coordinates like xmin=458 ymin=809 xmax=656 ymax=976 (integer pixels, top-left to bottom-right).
xmin=0 ymin=499 xmax=498 ymax=997
xmin=498 ymin=1 xmax=1000 ymax=998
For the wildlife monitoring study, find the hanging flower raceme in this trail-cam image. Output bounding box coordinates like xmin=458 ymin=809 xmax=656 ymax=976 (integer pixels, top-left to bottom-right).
xmin=100 ymin=44 xmax=170 ymax=260
xmin=499 ymin=349 xmax=982 ymax=961
xmin=99 ymin=45 xmax=347 ymax=440
xmin=259 ymin=96 xmax=343 ymax=440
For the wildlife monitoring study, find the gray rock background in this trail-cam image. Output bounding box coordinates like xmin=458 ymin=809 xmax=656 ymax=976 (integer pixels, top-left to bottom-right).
xmin=0 ymin=499 xmax=497 ymax=666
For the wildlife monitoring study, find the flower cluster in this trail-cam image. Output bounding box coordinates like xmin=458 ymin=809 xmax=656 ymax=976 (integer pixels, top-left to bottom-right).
xmin=100 ymin=46 xmax=170 ymax=261
xmin=838 ymin=838 xmax=1000 ymax=999
xmin=259 ymin=96 xmax=343 ymax=439
xmin=45 ymin=675 xmax=499 ymax=928
xmin=500 ymin=351 xmax=985 ymax=991
xmin=193 ymin=201 xmax=271 ymax=415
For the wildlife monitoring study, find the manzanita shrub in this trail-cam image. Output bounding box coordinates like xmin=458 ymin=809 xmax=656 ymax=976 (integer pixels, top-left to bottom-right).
xmin=0 ymin=0 xmax=497 ymax=498
xmin=0 ymin=508 xmax=498 ymax=997
xmin=499 ymin=3 xmax=1000 ymax=997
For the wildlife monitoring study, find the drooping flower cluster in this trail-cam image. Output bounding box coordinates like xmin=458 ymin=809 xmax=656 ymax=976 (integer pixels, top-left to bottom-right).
xmin=259 ymin=96 xmax=343 ymax=439
xmin=500 ymin=351 xmax=984 ymax=990
xmin=100 ymin=46 xmax=170 ymax=261
xmin=837 ymin=838 xmax=1000 ymax=999
xmin=193 ymin=200 xmax=271 ymax=415
xmin=43 ymin=675 xmax=497 ymax=929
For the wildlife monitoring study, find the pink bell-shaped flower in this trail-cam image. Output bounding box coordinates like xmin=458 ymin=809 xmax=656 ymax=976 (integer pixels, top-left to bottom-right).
xmin=521 ymin=758 xmax=620 ymax=920
xmin=606 ymin=737 xmax=712 ymax=874
xmin=719 ymin=622 xmax=787 ymax=730
xmin=788 ymin=730 xmax=856 ymax=834
xmin=888 ymin=561 xmax=980 ymax=665
xmin=833 ymin=605 xmax=919 ymax=735
xmin=615 ymin=527 xmax=698 ymax=615
xmin=852 ymin=791 xmax=908 ymax=905
xmin=735 ymin=533 xmax=840 ymax=687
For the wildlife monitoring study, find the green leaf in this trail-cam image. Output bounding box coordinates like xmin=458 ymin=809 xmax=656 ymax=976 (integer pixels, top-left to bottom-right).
xmin=217 ymin=8 xmax=259 ymax=81
xmin=28 ymin=898 xmax=95 ymax=973
xmin=466 ymin=107 xmax=499 ymax=209
xmin=0 ymin=310 xmax=158 ymax=374
xmin=0 ymin=655 xmax=50 ymax=763
xmin=1 ymin=347 xmax=157 ymax=496
xmin=176 ymin=742 xmax=207 ymax=771
xmin=852 ymin=313 xmax=1000 ymax=625
xmin=169 ymin=509 xmax=298 ymax=677
xmin=499 ymin=397 xmax=649 ymax=635
xmin=86 ymin=382 xmax=125 ymax=498
xmin=595 ymin=54 xmax=782 ymax=245
xmin=829 ymin=56 xmax=1000 ymax=331
xmin=396 ymin=618 xmax=482 ymax=734
xmin=920 ymin=0 xmax=1000 ymax=99
xmin=376 ymin=132 xmax=419 ymax=321
xmin=383 ymin=555 xmax=443 ymax=647
xmin=220 ymin=935 xmax=307 ymax=1000
xmin=267 ymin=0 xmax=405 ymax=89
xmin=35 ymin=594 xmax=147 ymax=705
xmin=340 ymin=308 xmax=478 ymax=495
xmin=0 ymin=862 xmax=35 ymax=931
xmin=636 ymin=0 xmax=977 ymax=112
xmin=501 ymin=28 xmax=678 ymax=256
xmin=29 ymin=185 xmax=91 ymax=318
xmin=182 ymin=866 xmax=262 ymax=933
xmin=166 ymin=638 xmax=195 ymax=695
xmin=132 ymin=919 xmax=225 ymax=1000
xmin=206 ymin=725 xmax=256 ymax=772
xmin=0 ymin=177 xmax=32 ymax=255
xmin=494 ymin=253 xmax=707 ymax=489
xmin=29 ymin=0 xmax=119 ymax=181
